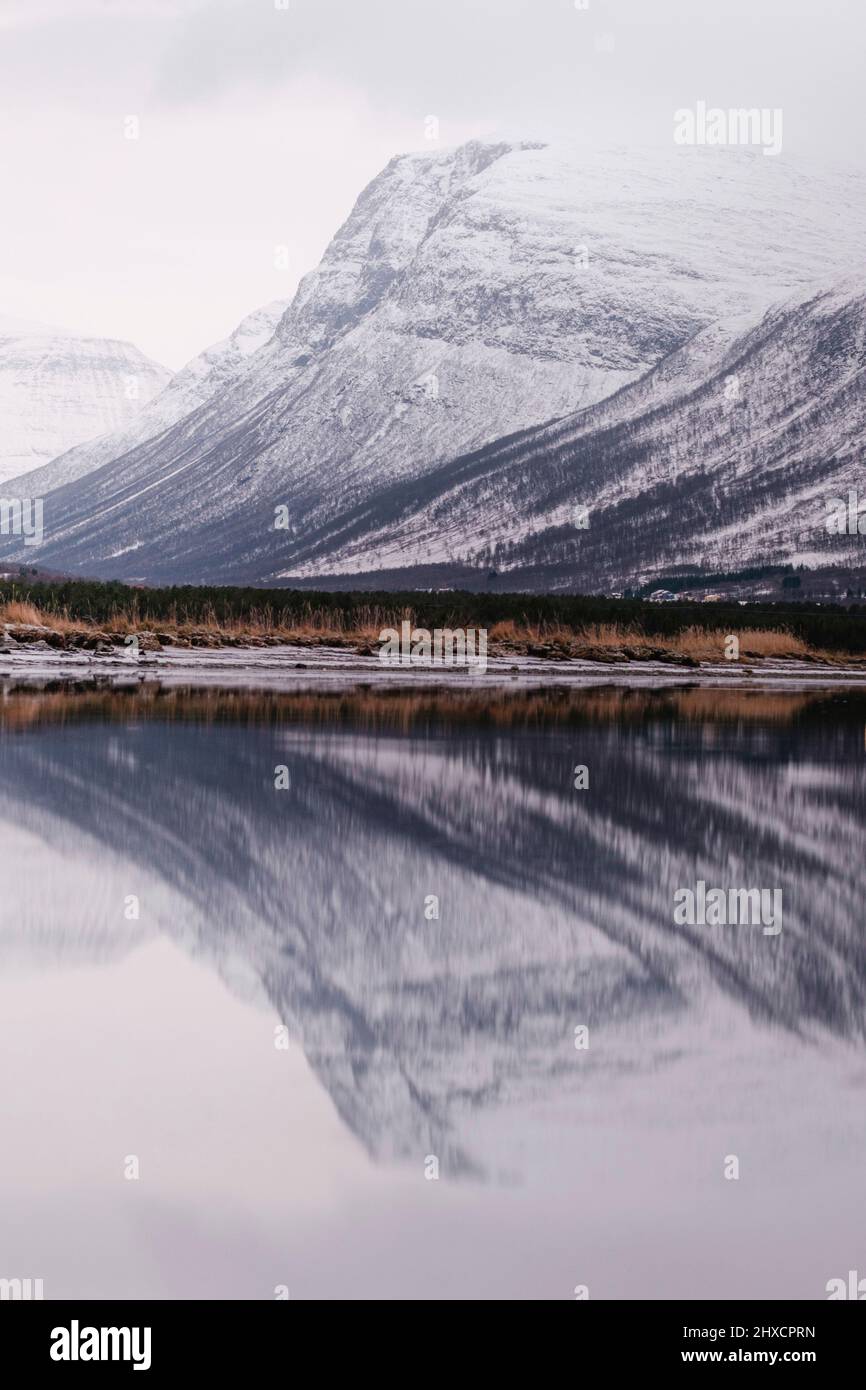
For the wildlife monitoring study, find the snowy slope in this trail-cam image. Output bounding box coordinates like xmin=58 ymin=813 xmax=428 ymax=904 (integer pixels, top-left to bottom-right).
xmin=9 ymin=298 xmax=289 ymax=497
xmin=0 ymin=315 xmax=169 ymax=486
xmin=282 ymin=275 xmax=866 ymax=589
xmin=8 ymin=140 xmax=866 ymax=582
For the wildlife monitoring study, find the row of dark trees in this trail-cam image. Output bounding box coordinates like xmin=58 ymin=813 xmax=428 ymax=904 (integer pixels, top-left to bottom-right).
xmin=4 ymin=574 xmax=866 ymax=652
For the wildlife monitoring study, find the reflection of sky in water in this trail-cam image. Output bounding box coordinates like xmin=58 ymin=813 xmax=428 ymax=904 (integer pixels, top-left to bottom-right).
xmin=1 ymin=685 xmax=865 ymax=1298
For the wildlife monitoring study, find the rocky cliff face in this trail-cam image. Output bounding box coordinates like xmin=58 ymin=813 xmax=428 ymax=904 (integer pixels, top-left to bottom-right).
xmin=7 ymin=141 xmax=866 ymax=582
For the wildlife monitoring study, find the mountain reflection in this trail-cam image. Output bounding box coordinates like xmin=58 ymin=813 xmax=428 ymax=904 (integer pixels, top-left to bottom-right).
xmin=2 ymin=682 xmax=865 ymax=1175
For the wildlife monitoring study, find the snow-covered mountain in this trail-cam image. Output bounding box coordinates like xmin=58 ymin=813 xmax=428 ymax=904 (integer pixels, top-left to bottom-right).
xmin=7 ymin=140 xmax=866 ymax=583
xmin=16 ymin=298 xmax=289 ymax=498
xmin=281 ymin=275 xmax=866 ymax=589
xmin=0 ymin=315 xmax=169 ymax=486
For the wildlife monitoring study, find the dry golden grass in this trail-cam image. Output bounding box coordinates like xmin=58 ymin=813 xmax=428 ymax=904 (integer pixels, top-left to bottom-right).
xmin=0 ymin=601 xmax=91 ymax=636
xmin=0 ymin=600 xmax=54 ymax=626
xmin=488 ymin=619 xmax=845 ymax=662
xmin=0 ymin=599 xmax=862 ymax=665
xmin=666 ymin=625 xmax=812 ymax=661
xmin=573 ymin=622 xmax=643 ymax=648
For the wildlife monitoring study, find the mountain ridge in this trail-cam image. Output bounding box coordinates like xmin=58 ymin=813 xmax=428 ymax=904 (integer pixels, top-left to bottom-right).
xmin=268 ymin=275 xmax=866 ymax=590
xmin=0 ymin=317 xmax=169 ymax=487
xmin=5 ymin=141 xmax=866 ymax=584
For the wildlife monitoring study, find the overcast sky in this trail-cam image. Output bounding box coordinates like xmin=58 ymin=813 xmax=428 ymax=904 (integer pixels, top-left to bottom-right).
xmin=1 ymin=0 xmax=862 ymax=368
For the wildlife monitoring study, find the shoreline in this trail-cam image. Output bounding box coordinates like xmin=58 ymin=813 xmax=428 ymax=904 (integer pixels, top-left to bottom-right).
xmin=3 ymin=642 xmax=866 ymax=690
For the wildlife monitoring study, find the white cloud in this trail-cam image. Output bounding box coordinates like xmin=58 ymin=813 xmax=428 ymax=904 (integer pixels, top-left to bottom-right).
xmin=1 ymin=0 xmax=864 ymax=366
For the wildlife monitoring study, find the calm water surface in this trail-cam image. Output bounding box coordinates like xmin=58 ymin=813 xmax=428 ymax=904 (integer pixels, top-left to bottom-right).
xmin=1 ymin=681 xmax=865 ymax=1299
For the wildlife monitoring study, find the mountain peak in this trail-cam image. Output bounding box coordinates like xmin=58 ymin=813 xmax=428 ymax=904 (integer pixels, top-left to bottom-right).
xmin=0 ymin=320 xmax=170 ymax=487
xmin=6 ymin=145 xmax=866 ymax=585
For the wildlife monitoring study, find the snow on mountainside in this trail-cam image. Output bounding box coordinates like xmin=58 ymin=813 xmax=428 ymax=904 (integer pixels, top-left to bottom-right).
xmin=8 ymin=298 xmax=290 ymax=497
xmin=8 ymin=140 xmax=866 ymax=583
xmin=286 ymin=275 xmax=866 ymax=590
xmin=0 ymin=315 xmax=169 ymax=486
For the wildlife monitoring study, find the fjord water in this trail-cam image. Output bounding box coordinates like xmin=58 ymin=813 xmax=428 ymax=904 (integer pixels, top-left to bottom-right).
xmin=1 ymin=682 xmax=865 ymax=1300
